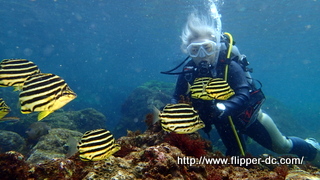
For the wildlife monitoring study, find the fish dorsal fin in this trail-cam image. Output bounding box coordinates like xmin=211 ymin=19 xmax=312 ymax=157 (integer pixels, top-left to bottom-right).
xmin=38 ymin=110 xmax=53 ymax=121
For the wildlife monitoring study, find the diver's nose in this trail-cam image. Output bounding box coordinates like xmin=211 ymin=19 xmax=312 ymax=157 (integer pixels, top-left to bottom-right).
xmin=198 ymin=49 xmax=206 ymax=57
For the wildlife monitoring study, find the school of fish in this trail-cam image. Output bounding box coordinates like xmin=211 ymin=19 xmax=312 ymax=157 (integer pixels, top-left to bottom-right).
xmin=0 ymin=58 xmax=77 ymax=121
xmin=0 ymin=59 xmax=232 ymax=162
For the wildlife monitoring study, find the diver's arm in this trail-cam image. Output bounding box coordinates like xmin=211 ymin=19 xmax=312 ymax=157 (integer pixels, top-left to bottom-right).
xmin=215 ymin=61 xmax=250 ymax=117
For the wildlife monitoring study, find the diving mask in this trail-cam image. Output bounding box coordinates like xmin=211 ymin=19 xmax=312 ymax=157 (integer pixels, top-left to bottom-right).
xmin=187 ymin=40 xmax=219 ymax=58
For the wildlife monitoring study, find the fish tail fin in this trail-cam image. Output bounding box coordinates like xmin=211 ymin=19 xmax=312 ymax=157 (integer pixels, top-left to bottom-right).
xmin=152 ymin=106 xmax=160 ymax=125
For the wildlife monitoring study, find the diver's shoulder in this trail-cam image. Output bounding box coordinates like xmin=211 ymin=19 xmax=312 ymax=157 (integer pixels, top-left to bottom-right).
xmin=228 ymin=60 xmax=245 ymax=73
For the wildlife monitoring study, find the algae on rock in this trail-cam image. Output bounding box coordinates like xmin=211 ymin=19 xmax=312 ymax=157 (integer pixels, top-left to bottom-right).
xmin=11 ymin=108 xmax=107 ymax=135
xmin=27 ymin=128 xmax=83 ymax=164
xmin=0 ymin=130 xmax=26 ymax=153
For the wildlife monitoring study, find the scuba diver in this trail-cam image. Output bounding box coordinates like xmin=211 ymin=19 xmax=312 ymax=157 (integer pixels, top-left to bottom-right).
xmin=163 ymin=11 xmax=320 ymax=167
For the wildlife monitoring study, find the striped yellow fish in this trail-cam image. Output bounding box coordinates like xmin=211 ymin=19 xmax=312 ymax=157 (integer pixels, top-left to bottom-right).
xmin=190 ymin=77 xmax=214 ymax=100
xmin=0 ymin=59 xmax=41 ymax=91
xmin=154 ymin=103 xmax=205 ymax=134
xmin=205 ymin=78 xmax=235 ymax=100
xmin=78 ymin=129 xmax=121 ymax=161
xmin=19 ymin=73 xmax=77 ymax=121
xmin=0 ymin=98 xmax=10 ymax=119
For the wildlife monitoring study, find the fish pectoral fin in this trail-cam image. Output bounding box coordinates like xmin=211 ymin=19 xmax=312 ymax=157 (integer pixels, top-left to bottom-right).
xmin=38 ymin=111 xmax=54 ymax=121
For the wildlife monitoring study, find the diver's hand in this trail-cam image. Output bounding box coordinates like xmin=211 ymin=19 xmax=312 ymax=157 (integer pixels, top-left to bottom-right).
xmin=215 ymin=102 xmax=227 ymax=119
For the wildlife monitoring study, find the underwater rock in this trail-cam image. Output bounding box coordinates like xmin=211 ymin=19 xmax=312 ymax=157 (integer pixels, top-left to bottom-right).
xmin=83 ymin=156 xmax=136 ymax=180
xmin=50 ymin=108 xmax=107 ymax=133
xmin=26 ymin=122 xmax=51 ymax=142
xmin=75 ymin=108 xmax=108 ymax=132
xmin=18 ymin=108 xmax=107 ymax=134
xmin=27 ymin=128 xmax=83 ymax=164
xmin=115 ymin=80 xmax=174 ymax=137
xmin=286 ymin=169 xmax=320 ymax=179
xmin=0 ymin=151 xmax=92 ymax=179
xmin=0 ymin=130 xmax=26 ymax=153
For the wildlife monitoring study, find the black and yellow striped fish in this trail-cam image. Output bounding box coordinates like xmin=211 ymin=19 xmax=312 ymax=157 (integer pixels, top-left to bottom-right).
xmin=19 ymin=73 xmax=77 ymax=121
xmin=78 ymin=129 xmax=121 ymax=161
xmin=0 ymin=98 xmax=10 ymax=119
xmin=0 ymin=59 xmax=41 ymax=91
xmin=155 ymin=103 xmax=205 ymax=134
xmin=190 ymin=77 xmax=214 ymax=100
xmin=205 ymin=78 xmax=235 ymax=100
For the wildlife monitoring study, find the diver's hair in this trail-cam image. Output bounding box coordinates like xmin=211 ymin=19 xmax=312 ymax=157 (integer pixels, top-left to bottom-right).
xmin=181 ymin=12 xmax=219 ymax=53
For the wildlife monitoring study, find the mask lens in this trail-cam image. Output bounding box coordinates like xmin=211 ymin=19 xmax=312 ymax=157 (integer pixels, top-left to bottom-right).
xmin=189 ymin=45 xmax=200 ymax=56
xmin=187 ymin=41 xmax=217 ymax=57
xmin=203 ymin=43 xmax=213 ymax=54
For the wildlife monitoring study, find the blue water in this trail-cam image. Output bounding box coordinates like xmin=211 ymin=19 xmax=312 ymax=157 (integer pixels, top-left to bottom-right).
xmin=1 ymin=0 xmax=319 ymax=133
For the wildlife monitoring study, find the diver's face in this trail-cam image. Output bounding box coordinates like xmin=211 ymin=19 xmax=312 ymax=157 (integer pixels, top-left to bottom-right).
xmin=187 ymin=39 xmax=218 ymax=66
xmin=192 ymin=52 xmax=216 ymax=66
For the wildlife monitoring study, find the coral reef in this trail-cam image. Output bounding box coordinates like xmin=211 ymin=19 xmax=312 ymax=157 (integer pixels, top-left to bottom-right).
xmin=0 ymin=151 xmax=91 ymax=180
xmin=0 ymin=128 xmax=320 ymax=179
xmin=0 ymin=151 xmax=30 ymax=180
xmin=0 ymin=124 xmax=320 ymax=180
xmin=164 ymin=133 xmax=209 ymax=158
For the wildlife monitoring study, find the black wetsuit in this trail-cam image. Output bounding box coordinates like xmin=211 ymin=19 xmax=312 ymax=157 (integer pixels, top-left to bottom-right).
xmin=171 ymin=53 xmax=319 ymax=159
xmin=172 ymin=53 xmax=250 ymax=155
